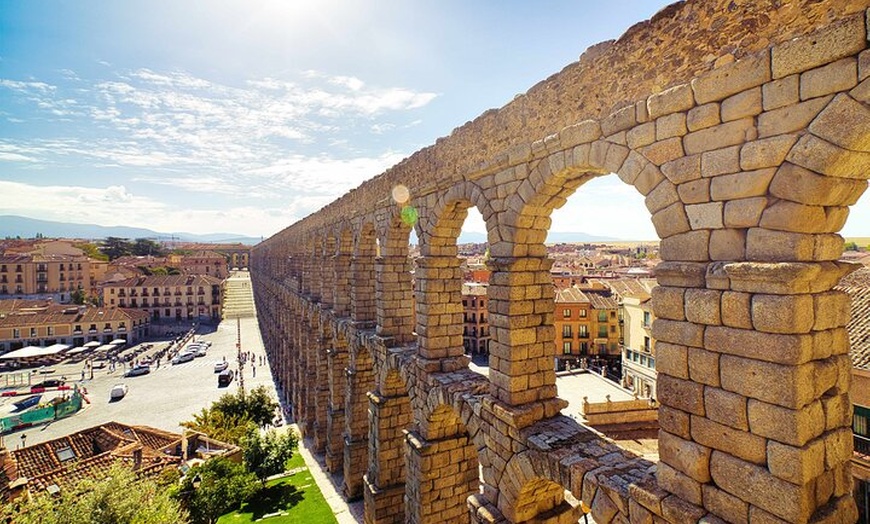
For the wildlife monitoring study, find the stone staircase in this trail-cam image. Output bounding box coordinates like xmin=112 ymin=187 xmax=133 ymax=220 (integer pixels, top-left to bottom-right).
xmin=222 ymin=270 xmax=256 ymax=319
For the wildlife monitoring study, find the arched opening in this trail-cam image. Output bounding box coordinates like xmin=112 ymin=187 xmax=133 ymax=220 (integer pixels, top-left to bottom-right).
xmin=344 ymin=340 xmax=374 ymax=499
xmin=352 ymin=221 xmax=378 ymax=326
xmin=376 ymin=209 xmax=416 ymax=346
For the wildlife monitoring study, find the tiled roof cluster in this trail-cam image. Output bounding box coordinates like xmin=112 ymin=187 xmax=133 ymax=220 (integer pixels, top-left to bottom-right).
xmin=3 ymin=422 xmax=238 ymax=497
xmin=105 ymin=274 xmax=223 ymax=288
xmin=837 ymin=266 xmax=870 ymax=370
xmin=554 ymin=287 xmax=618 ymax=309
xmin=0 ymin=304 xmax=148 ymax=329
xmin=606 ymin=278 xmax=657 ymax=301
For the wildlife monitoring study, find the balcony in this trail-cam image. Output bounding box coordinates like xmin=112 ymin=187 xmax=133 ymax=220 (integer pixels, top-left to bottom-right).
xmin=88 ymin=329 xmax=97 ymax=334
xmin=856 ymin=434 xmax=870 ymax=457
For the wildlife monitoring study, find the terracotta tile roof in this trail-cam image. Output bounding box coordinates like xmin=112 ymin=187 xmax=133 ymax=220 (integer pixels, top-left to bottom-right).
xmin=0 ymin=305 xmax=148 ymax=329
xmin=104 ymin=274 xmax=222 ymax=288
xmin=837 ymin=266 xmax=870 ymax=370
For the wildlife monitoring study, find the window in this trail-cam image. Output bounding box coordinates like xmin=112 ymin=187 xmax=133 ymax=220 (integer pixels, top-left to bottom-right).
xmin=648 ymin=357 xmax=655 ymax=369
xmin=13 ymin=328 xmax=20 ymax=338
xmin=644 ymin=336 xmax=651 ymax=352
xmin=30 ymin=327 xmax=37 ymax=337
xmin=562 ymin=341 xmax=572 ymax=354
xmin=578 ymin=325 xmax=588 ymax=338
xmin=47 ymin=326 xmax=54 ymax=336
xmin=74 ymin=324 xmax=82 ymax=333
xmin=855 ymin=413 xmax=868 ymax=436
xmin=563 ymin=308 xmax=571 ymax=318
xmin=610 ymin=311 xmax=616 ymax=319
xmin=643 ymin=311 xmax=651 ymax=327
xmin=579 ymin=309 xmax=587 ymax=318
xmin=610 ymin=325 xmax=616 ymax=333
xmin=562 ymin=325 xmax=572 ymax=338
xmin=598 ymin=325 xmax=608 ymax=338
xmin=579 ymin=342 xmax=588 ymax=354
xmin=598 ymin=311 xmax=607 ymax=322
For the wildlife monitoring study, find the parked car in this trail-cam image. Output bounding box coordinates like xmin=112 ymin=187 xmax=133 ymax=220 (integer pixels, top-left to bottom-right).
xmin=110 ymin=384 xmax=128 ymax=400
xmin=37 ymin=379 xmax=65 ymax=388
xmin=218 ymin=369 xmax=235 ymax=387
xmin=124 ymin=365 xmax=151 ymax=377
xmin=171 ymin=352 xmax=195 ymax=365
xmin=213 ymin=360 xmax=229 ymax=373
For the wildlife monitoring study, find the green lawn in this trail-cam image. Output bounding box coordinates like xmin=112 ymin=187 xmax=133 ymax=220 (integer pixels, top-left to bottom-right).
xmin=217 ymin=454 xmax=337 ymax=524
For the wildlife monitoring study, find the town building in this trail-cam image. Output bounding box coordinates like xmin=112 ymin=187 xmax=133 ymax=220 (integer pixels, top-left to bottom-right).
xmin=101 ymin=274 xmax=223 ymax=322
xmin=168 ymin=250 xmax=228 ymax=279
xmin=0 ymin=302 xmax=150 ymax=355
xmin=608 ymin=279 xmax=658 ymax=399
xmin=462 ymin=282 xmax=490 ymax=356
xmin=553 ymin=286 xmax=621 ymax=373
xmin=0 ymin=244 xmax=98 ymax=303
xmin=0 ymin=422 xmax=240 ymax=502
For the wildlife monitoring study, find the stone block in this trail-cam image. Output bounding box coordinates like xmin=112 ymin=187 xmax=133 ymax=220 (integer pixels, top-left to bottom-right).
xmin=771 ymin=14 xmax=866 ymax=79
xmin=690 ymin=415 xmax=767 ymax=465
xmin=720 ymin=355 xmax=816 ymax=409
xmin=657 ymin=462 xmax=703 ymax=506
xmin=686 ymin=202 xmax=724 ymax=230
xmin=655 ymin=261 xmax=708 ymax=288
xmin=823 ymin=427 xmax=854 ymax=469
xmin=641 ymin=137 xmax=685 ymax=166
xmin=746 ymin=229 xmax=815 ymax=262
xmin=813 ymin=291 xmax=851 ymax=331
xmin=767 ymin=438 xmax=825 ymax=485
xmin=635 ymin=163 xmax=666 ymax=195
xmin=757 ymin=95 xmax=832 ymax=138
xmin=627 ymin=121 xmax=656 ymax=149
xmin=661 ymin=154 xmax=701 ymax=185
xmin=710 ymin=229 xmax=746 ymax=261
xmin=660 ymin=493 xmax=706 ymax=524
xmin=710 ymin=168 xmax=776 ymax=201
xmin=561 ymin=120 xmax=602 ymax=147
xmin=687 ymin=103 xmax=720 ymax=132
xmin=720 ymin=291 xmax=752 ymax=329
xmin=723 ymin=198 xmax=767 ymax=228
xmin=786 ymin=132 xmax=870 ymax=180
xmin=677 ymin=179 xmax=710 ymax=204
xmin=721 ymin=87 xmax=762 ymax=122
xmin=660 ymin=230 xmax=711 ymax=262
xmin=748 ymin=398 xmax=825 ymax=447
xmin=648 ymin=83 xmax=694 ymax=120
xmin=651 ymin=202 xmax=692 ymax=239
xmin=769 ymin=162 xmax=869 ymax=207
xmin=702 ymin=484 xmax=749 ymax=524
xmin=655 ymin=342 xmax=688 ymax=379
xmin=809 ymin=93 xmax=870 ymax=153
xmin=602 ymin=105 xmax=637 ymax=136
xmin=658 ymin=430 xmax=712 ymax=483
xmin=701 ymin=145 xmax=741 ymax=178
xmin=656 ymin=112 xmax=688 ymax=141
xmin=657 ymin=374 xmax=705 ymax=416
xmin=651 ymin=286 xmax=685 ymax=321
xmin=684 ymin=118 xmax=753 ymax=155
xmin=751 ymin=293 xmax=815 ymax=335
xmin=688 ymin=348 xmax=720 ymax=387
xmin=710 ymin=451 xmax=813 ymax=523
xmin=705 ymin=322 xmax=810 ymax=364
xmin=740 ymin=134 xmax=798 ymax=171
xmin=645 ymin=180 xmax=680 ymax=214
xmin=658 ymin=406 xmax=691 ymax=439
xmin=763 ymin=74 xmax=799 ymax=111
xmin=629 ymin=499 xmax=654 ymax=524
xmin=704 ymin=386 xmax=747 ymax=430
xmin=800 ymin=58 xmax=858 ymax=100
xmin=693 ymin=51 xmax=771 ymax=104
xmin=683 ymin=289 xmax=721 ymax=326
xmin=652 ymin=318 xmax=704 ymax=347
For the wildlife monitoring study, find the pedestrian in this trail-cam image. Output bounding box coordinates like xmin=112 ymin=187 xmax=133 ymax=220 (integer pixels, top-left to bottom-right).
xmin=81 ymin=369 xmax=85 ymax=381
xmin=252 ymin=365 xmax=256 ymax=378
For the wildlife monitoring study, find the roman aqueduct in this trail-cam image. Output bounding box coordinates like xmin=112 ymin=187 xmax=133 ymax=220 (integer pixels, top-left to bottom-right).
xmin=251 ymin=1 xmax=870 ymax=522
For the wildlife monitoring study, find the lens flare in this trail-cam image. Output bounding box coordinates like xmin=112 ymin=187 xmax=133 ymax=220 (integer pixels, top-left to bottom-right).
xmin=400 ymin=205 xmax=418 ymax=226
xmin=392 ymin=184 xmax=410 ymax=204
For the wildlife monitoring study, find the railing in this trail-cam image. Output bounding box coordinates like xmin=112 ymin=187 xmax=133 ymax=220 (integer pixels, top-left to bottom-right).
xmin=856 ymin=433 xmax=870 ymax=457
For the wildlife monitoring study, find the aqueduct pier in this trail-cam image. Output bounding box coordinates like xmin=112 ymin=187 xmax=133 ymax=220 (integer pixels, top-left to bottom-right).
xmin=251 ymin=1 xmax=870 ymax=522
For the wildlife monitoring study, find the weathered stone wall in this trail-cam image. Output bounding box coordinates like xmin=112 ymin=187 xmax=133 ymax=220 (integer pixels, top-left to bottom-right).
xmin=252 ymin=2 xmax=870 ymax=523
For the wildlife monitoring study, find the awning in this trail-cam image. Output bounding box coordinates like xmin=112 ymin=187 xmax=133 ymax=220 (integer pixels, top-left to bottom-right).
xmin=66 ymin=347 xmax=89 ymax=355
xmin=109 ymin=339 xmax=126 ymax=345
xmin=0 ymin=345 xmax=68 ymax=359
xmin=44 ymin=344 xmax=71 ymax=353
xmin=83 ymin=341 xmax=101 ymax=348
xmin=94 ymin=344 xmax=115 ymax=352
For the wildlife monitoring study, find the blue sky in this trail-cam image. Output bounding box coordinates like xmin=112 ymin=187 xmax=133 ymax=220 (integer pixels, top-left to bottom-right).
xmin=1 ymin=1 xmax=867 ymax=241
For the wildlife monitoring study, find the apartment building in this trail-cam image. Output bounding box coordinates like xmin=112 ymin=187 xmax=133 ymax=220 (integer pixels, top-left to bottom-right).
xmin=462 ymin=282 xmax=490 ymax=356
xmin=0 ymin=301 xmax=149 ymax=354
xmin=608 ymin=279 xmax=658 ymax=399
xmin=168 ymin=250 xmax=228 ymax=279
xmin=553 ymin=287 xmax=621 ymax=372
xmin=0 ymin=253 xmax=93 ymax=303
xmin=101 ymin=274 xmax=223 ymax=322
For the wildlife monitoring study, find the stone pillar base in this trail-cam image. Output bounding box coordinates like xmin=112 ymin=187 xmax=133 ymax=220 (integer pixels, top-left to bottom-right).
xmin=343 ymin=437 xmax=368 ymax=500
xmin=467 ymin=494 xmax=507 ymax=524
xmin=405 ymin=431 xmax=478 ymax=524
xmin=363 ymin=475 xmax=405 ymax=524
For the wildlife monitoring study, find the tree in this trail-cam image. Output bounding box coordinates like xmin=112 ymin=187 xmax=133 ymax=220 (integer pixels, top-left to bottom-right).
xmin=2 ymin=463 xmax=188 ymax=524
xmin=133 ymin=238 xmax=166 ymax=257
xmin=101 ymin=237 xmax=133 ymax=260
xmin=172 ymin=457 xmax=257 ymax=524
xmin=74 ymin=241 xmax=109 ymax=261
xmin=243 ymin=428 xmax=298 ymax=484
xmin=844 ymin=241 xmax=859 ymax=251
xmin=70 ymin=287 xmax=86 ymax=305
xmin=181 ymin=386 xmax=279 ymax=446
xmin=181 ymin=407 xmax=257 ymax=446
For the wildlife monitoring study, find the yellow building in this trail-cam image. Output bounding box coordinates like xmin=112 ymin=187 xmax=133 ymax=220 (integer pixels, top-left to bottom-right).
xmin=608 ymin=279 xmax=658 ymax=399
xmin=553 ymin=287 xmax=621 ymax=373
xmin=101 ymin=274 xmax=223 ymax=322
xmin=168 ymin=251 xmax=228 ymax=279
xmin=461 ymin=283 xmax=490 ymax=356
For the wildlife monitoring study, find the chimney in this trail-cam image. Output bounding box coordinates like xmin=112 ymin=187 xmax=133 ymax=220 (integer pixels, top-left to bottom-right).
xmin=132 ymin=447 xmax=142 ymax=471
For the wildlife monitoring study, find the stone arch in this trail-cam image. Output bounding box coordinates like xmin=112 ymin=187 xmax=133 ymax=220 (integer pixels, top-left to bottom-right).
xmin=343 ymin=331 xmax=375 ymax=499
xmin=333 ymin=224 xmax=354 ymax=318
xmin=351 ymin=220 xmax=378 ymax=325
xmin=375 ymin=207 xmax=416 ymax=345
xmin=414 ymin=181 xmax=495 ymax=361
xmin=499 ymin=452 xmax=576 ymax=523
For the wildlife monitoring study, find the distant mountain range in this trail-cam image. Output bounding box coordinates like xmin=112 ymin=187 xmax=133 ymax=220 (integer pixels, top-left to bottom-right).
xmin=0 ymin=216 xmax=261 ymax=245
xmin=457 ymin=230 xmax=620 ymax=244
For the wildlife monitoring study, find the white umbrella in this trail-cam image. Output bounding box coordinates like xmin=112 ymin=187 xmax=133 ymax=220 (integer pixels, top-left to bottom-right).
xmin=83 ymin=341 xmax=101 ymax=348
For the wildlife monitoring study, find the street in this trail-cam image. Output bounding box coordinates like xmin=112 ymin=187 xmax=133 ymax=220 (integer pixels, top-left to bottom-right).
xmin=0 ymin=316 xmax=276 ymax=448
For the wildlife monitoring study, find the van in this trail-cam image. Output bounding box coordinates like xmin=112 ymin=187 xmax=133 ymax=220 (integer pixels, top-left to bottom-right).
xmin=218 ymin=369 xmax=235 ymax=387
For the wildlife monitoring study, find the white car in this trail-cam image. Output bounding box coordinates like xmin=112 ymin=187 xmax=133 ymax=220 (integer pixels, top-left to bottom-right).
xmin=172 ymin=352 xmax=195 ymax=365
xmin=110 ymin=384 xmax=128 ymax=400
xmin=214 ymin=360 xmax=229 ymax=373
